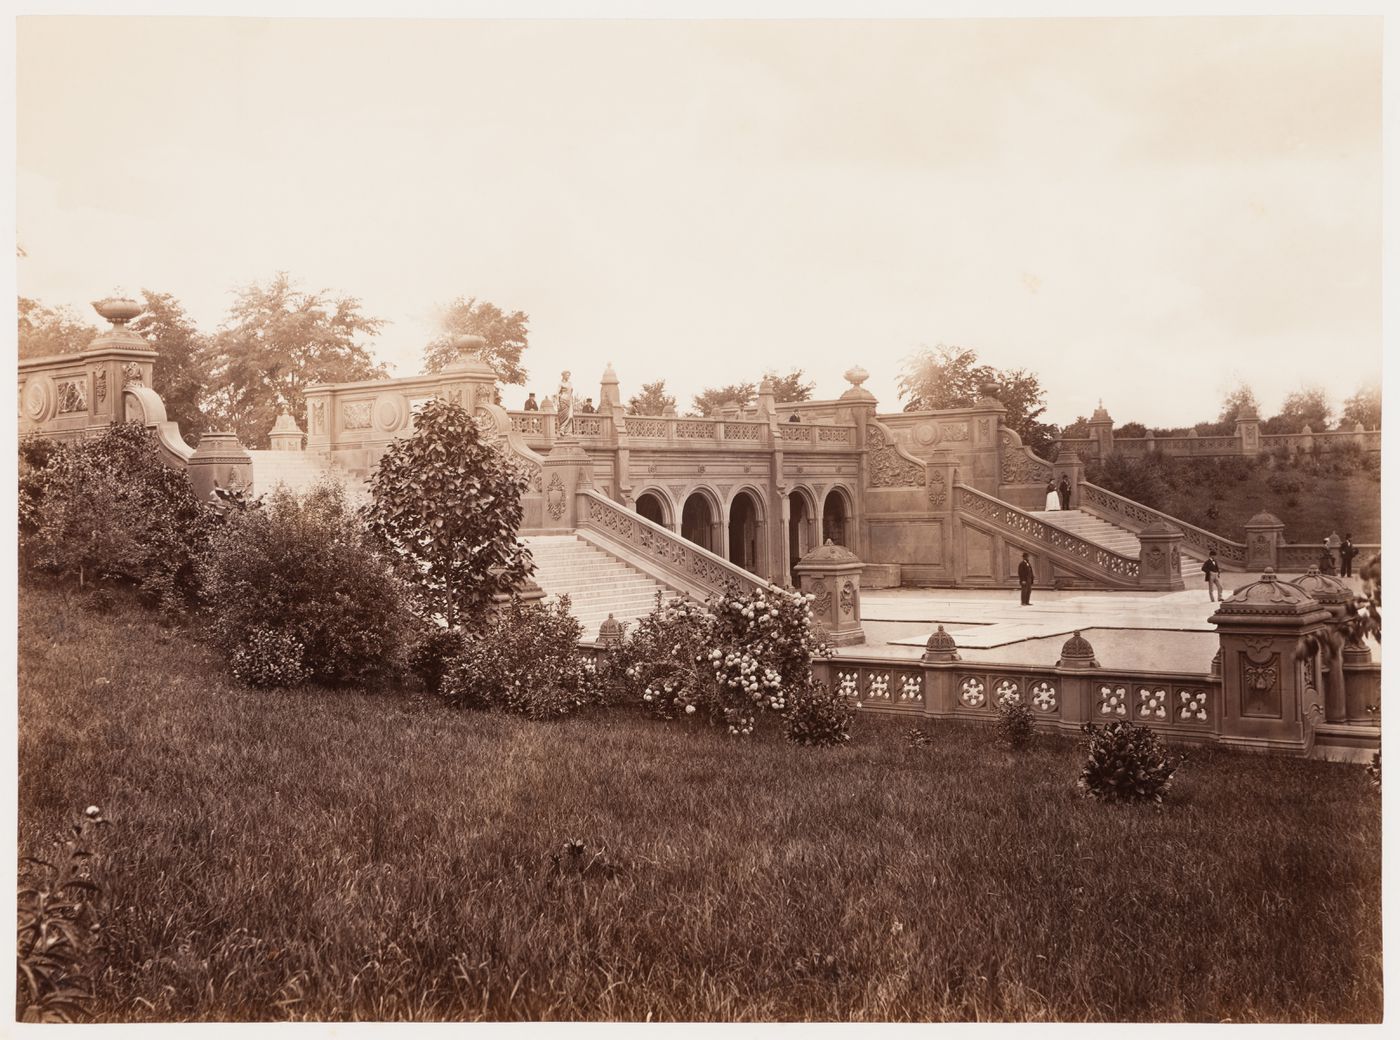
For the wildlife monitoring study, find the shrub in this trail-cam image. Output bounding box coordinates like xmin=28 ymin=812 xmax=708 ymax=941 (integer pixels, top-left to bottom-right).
xmin=229 ymin=627 xmax=311 ymax=689
xmin=784 ymin=677 xmax=854 ymax=747
xmin=17 ymin=805 xmax=110 ymax=1023
xmin=363 ymin=397 xmax=533 ymax=627
xmin=995 ymin=701 xmax=1036 ymax=750
xmin=1366 ymin=749 xmax=1380 ymax=790
xmin=20 ymin=424 xmax=211 ymax=606
xmin=406 ymin=624 xmax=467 ymax=695
xmin=440 ymin=596 xmax=595 ymax=719
xmin=199 ymin=480 xmax=410 ymax=687
xmin=1077 ymin=721 xmax=1180 ymax=804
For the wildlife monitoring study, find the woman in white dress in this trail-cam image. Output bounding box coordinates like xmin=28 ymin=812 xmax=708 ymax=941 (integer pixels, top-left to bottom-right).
xmin=1044 ymin=480 xmax=1061 ymax=511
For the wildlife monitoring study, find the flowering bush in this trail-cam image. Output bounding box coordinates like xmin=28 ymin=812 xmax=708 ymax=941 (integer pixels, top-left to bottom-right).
xmin=229 ymin=627 xmax=311 ymax=689
xmin=199 ymin=480 xmax=410 ymax=687
xmin=996 ymin=701 xmax=1036 ymax=750
xmin=610 ymin=585 xmax=840 ymax=740
xmin=440 ymin=595 xmax=596 ymax=719
xmin=1076 ymin=721 xmax=1180 ymax=804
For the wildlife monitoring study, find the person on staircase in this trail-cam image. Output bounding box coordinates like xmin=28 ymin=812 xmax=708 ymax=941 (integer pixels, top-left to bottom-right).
xmin=1044 ymin=480 xmax=1060 ymax=511
xmin=1202 ymin=551 xmax=1223 ymax=602
xmin=1018 ymin=552 xmax=1035 ymax=606
xmin=1057 ymin=475 xmax=1072 ymax=510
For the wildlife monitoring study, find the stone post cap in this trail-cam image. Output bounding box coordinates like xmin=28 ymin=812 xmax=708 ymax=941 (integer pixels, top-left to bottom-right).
xmin=794 ymin=539 xmax=862 ymax=568
xmin=598 ymin=613 xmax=626 ymax=644
xmin=1244 ymin=511 xmax=1285 ymax=529
xmin=1089 ymin=399 xmax=1112 ymax=422
xmin=922 ymin=624 xmax=961 ymax=662
xmin=270 ymin=411 xmax=304 ymax=435
xmin=1210 ymin=568 xmax=1327 ymax=620
xmin=1057 ymin=629 xmax=1100 ymax=669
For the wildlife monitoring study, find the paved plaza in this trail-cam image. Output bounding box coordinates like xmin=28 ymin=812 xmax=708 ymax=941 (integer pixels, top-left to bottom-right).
xmin=846 ymin=571 xmax=1374 ymax=673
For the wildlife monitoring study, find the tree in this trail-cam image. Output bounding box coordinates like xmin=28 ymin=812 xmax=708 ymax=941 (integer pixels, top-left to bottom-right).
xmin=1115 ymin=422 xmax=1149 ymax=438
xmin=17 ymin=297 xmax=99 ymax=359
xmin=692 ymin=382 xmax=756 ymax=417
xmin=628 ymin=380 xmax=676 ymax=415
xmin=1217 ymin=384 xmax=1260 ymax=426
xmin=363 ymin=397 xmax=533 ymax=628
xmin=423 ymin=296 xmax=529 ymax=385
xmin=766 ymin=369 xmax=815 ymax=403
xmin=897 ymin=344 xmax=982 ymax=410
xmin=1262 ymin=387 xmax=1333 ymax=435
xmin=1342 ymin=384 xmax=1381 ymax=430
xmin=898 ymin=345 xmax=1057 ymax=457
xmin=200 ymin=273 xmax=387 ymax=448
xmin=131 ymin=290 xmax=209 ymax=441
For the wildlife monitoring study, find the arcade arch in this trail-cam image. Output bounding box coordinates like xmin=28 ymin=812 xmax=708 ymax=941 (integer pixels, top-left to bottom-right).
xmin=680 ymin=489 xmax=720 ymax=553
xmin=726 ymin=487 xmax=766 ymax=575
xmin=823 ymin=486 xmax=853 ymax=547
xmin=787 ymin=486 xmax=819 ymax=573
xmin=634 ymin=488 xmax=671 ymax=528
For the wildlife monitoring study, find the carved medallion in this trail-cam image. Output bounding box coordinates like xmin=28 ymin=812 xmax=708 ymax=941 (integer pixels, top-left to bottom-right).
xmin=927 ymin=469 xmax=947 ymax=508
xmin=546 ymin=473 xmax=568 ymax=520
xmin=813 ymin=579 xmax=831 ymax=616
xmin=122 ymin=362 xmax=143 ymax=387
xmin=839 ymin=580 xmax=856 ymax=616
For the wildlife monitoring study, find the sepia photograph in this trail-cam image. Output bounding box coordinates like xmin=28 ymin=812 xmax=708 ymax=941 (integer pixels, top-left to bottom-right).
xmin=8 ymin=2 xmax=1391 ymax=1029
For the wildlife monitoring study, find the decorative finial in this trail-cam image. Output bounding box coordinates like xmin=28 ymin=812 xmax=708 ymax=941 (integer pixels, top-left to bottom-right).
xmin=92 ymin=295 xmax=143 ymax=327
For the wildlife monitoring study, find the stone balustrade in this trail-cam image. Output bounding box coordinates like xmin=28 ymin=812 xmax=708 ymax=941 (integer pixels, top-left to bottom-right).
xmin=503 ymin=410 xmax=857 ymax=453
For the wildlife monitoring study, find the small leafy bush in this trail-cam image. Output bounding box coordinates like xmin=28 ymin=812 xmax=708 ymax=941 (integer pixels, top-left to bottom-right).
xmin=20 ymin=424 xmax=211 ymax=605
xmin=907 ymin=726 xmax=933 ymax=750
xmin=996 ymin=701 xmax=1036 ymax=750
xmin=17 ymin=805 xmax=111 ymax=1023
xmin=200 ymin=480 xmax=410 ymax=687
xmin=229 ymin=627 xmax=311 ymax=688
xmin=407 ymin=624 xmax=466 ymax=695
xmin=441 ymin=595 xmax=595 ymax=719
xmin=1366 ymin=749 xmax=1380 ymax=790
xmin=784 ymin=677 xmax=854 ymax=747
xmin=1077 ymin=721 xmax=1180 ymax=804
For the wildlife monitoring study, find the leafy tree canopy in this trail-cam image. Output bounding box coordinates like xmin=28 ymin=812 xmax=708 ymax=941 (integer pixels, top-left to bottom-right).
xmin=690 ymin=369 xmax=814 ymax=417
xmin=423 ymin=296 xmax=529 ymax=385
xmin=131 ymin=290 xmax=209 ymax=441
xmin=766 ymin=369 xmax=815 ymax=404
xmin=628 ymin=380 xmax=677 ymax=416
xmin=1262 ymin=387 xmax=1333 ymax=435
xmin=1342 ymin=384 xmax=1381 ymax=430
xmin=201 ymin=273 xmax=386 ymax=448
xmin=1217 ymin=383 xmax=1260 ymax=425
xmin=17 ymin=297 xmax=99 ymax=359
xmin=899 ymin=344 xmax=1056 ymax=457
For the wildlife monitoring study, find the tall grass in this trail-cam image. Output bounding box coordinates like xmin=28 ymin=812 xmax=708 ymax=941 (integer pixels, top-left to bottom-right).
xmin=18 ymin=583 xmax=1381 ymax=1022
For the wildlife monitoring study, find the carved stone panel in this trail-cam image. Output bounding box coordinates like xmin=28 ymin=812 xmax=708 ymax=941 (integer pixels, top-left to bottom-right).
xmin=1239 ymin=652 xmax=1283 ymax=718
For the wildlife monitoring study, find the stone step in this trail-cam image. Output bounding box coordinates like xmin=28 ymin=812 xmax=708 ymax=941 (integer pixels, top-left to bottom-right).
xmin=521 ymin=533 xmax=684 ymax=636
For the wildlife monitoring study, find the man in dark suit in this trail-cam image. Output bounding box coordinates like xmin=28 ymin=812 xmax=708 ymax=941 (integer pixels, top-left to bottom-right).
xmin=1340 ymin=534 xmax=1357 ymax=577
xmin=1018 ymin=552 xmax=1035 ymax=606
xmin=1057 ymin=475 xmax=1071 ymax=510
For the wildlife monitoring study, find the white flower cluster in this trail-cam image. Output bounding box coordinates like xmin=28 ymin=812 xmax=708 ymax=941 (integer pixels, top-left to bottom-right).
xmin=710 ymin=648 xmax=785 ymax=711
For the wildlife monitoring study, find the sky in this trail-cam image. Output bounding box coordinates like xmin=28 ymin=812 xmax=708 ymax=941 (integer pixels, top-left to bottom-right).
xmin=14 ymin=14 xmax=1383 ymax=426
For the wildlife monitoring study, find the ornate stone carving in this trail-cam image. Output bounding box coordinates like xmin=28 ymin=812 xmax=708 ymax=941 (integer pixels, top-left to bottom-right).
xmin=56 ymin=378 xmax=87 ymax=414
xmin=959 ymin=677 xmax=986 ymax=708
xmin=625 ymin=418 xmax=668 ymax=438
xmin=999 ymin=430 xmax=1051 ymax=484
xmin=923 ymin=625 xmax=960 ymax=662
xmin=816 ymin=426 xmax=851 ymax=443
xmin=310 ymin=401 xmax=326 ymax=434
xmin=1178 ymin=689 xmax=1208 ymax=722
xmin=813 ymin=578 xmax=831 ymax=616
xmin=994 ymin=679 xmax=1020 ymax=706
xmin=546 ymin=473 xmax=568 ymax=520
xmin=1030 ymin=681 xmax=1057 ymax=712
xmin=1098 ymin=684 xmax=1129 ymax=717
xmin=927 ymin=469 xmax=947 ymax=508
xmin=839 ymin=580 xmax=856 ymax=616
xmin=977 ymin=418 xmax=990 ymax=440
xmin=93 ymin=369 xmax=107 ymax=404
xmin=22 ymin=377 xmax=55 ymax=422
xmin=342 ymin=400 xmax=373 ymax=430
xmin=1244 ymin=660 xmax=1279 ymax=693
xmin=940 ymin=422 xmax=970 ymax=442
xmin=122 ymin=361 xmax=143 ymax=387
xmin=1137 ymin=687 xmax=1168 ymax=720
xmin=866 ymin=424 xmax=925 ymax=487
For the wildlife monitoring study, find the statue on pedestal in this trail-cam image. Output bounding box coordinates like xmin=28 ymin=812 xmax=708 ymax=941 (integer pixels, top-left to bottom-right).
xmin=556 ymin=370 xmax=575 ymax=434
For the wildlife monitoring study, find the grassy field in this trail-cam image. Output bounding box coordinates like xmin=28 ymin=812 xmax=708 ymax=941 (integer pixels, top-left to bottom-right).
xmin=18 ymin=582 xmax=1383 ymax=1022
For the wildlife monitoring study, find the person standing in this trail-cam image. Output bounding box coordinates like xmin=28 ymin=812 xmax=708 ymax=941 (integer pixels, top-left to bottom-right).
xmin=1018 ymin=552 xmax=1035 ymax=606
xmin=1044 ymin=480 xmax=1060 ymax=511
xmin=1202 ymin=551 xmax=1223 ymax=602
xmin=1057 ymin=475 xmax=1071 ymax=510
xmin=1340 ymin=533 xmax=1356 ymax=577
xmin=523 ymin=392 xmax=538 ymax=412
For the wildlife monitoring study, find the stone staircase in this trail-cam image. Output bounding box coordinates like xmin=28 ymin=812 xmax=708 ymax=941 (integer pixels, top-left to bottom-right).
xmin=523 ymin=534 xmax=681 ymax=642
xmin=1027 ymin=508 xmax=1204 ymax=575
xmin=247 ymin=450 xmax=335 ymax=495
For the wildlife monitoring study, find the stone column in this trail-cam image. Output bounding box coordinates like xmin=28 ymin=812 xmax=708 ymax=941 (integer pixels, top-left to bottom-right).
xmin=794 ymin=540 xmax=866 ymax=646
xmin=1292 ymin=566 xmax=1357 ymax=723
xmin=1137 ymin=522 xmax=1186 ymax=591
xmin=540 ymin=437 xmax=592 ymax=530
xmin=1208 ymin=569 xmax=1331 ymax=754
xmin=1244 ymin=512 xmax=1285 ymax=572
xmin=1086 ymin=400 xmax=1114 ymax=460
xmin=268 ymin=412 xmax=305 ymax=451
xmin=188 ymin=432 xmax=253 ymax=500
xmin=1234 ymin=403 xmax=1261 ymax=456
xmin=921 ymin=626 xmax=961 ymax=716
xmin=1055 ymin=631 xmax=1101 ymax=731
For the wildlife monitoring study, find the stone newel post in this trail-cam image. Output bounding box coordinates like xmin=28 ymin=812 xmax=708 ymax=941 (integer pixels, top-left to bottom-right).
xmin=1292 ymin=566 xmax=1356 ymax=724
xmin=1136 ymin=521 xmax=1186 ymax=591
xmin=794 ymin=540 xmax=866 ymax=647
xmin=187 ymin=432 xmax=253 ymax=500
xmin=269 ymin=412 xmax=305 ymax=451
xmin=1244 ymin=512 xmax=1285 ymax=572
xmin=1208 ymin=569 xmax=1331 ymax=755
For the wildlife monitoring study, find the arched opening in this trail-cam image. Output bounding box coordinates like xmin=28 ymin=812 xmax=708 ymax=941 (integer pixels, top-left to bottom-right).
xmin=728 ymin=491 xmax=763 ymax=574
xmin=681 ymin=492 xmax=715 ymax=552
xmin=635 ymin=491 xmax=668 ymax=528
xmin=823 ymin=488 xmax=850 ymax=547
xmin=789 ymin=492 xmax=813 ymax=574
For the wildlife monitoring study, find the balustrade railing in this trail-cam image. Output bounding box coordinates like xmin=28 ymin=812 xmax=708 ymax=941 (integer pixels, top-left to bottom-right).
xmin=504 ymin=411 xmax=859 ymax=452
xmin=957 ymin=484 xmax=1141 ymax=581
xmin=576 ymin=488 xmax=775 ymax=599
xmin=1077 ymin=481 xmax=1247 ymax=567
